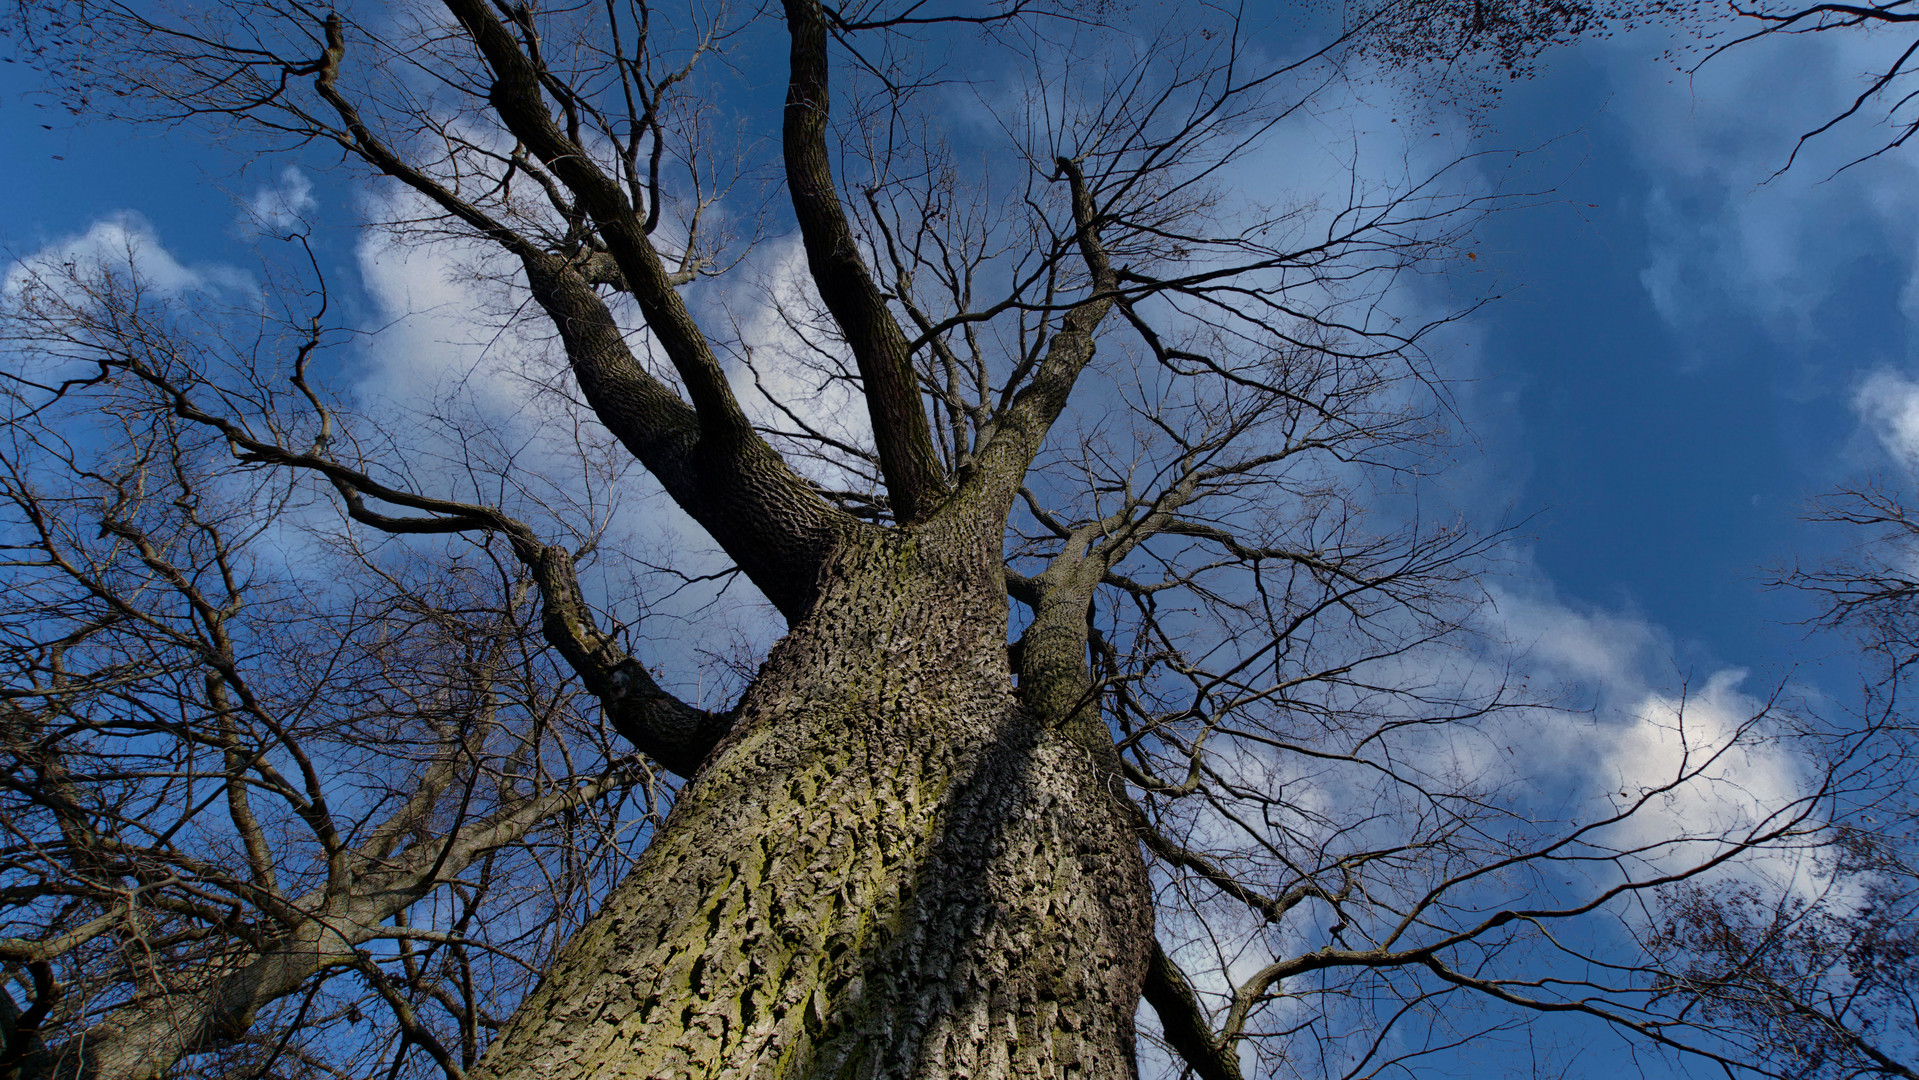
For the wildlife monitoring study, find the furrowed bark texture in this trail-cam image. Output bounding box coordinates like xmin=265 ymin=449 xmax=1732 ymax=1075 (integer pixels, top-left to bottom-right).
xmin=471 ymin=517 xmax=1152 ymax=1078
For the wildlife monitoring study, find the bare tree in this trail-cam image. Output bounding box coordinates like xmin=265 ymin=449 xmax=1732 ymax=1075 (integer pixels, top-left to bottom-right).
xmin=0 ymin=257 xmax=665 ymax=1079
xmin=1631 ymin=484 xmax=1919 ymax=1080
xmin=0 ymin=2 xmax=1867 ymax=1078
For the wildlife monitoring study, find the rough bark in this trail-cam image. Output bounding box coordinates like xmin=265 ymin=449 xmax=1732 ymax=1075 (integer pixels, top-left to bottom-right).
xmin=9 ymin=7 xmax=1157 ymax=1075
xmin=470 ymin=513 xmax=1153 ymax=1079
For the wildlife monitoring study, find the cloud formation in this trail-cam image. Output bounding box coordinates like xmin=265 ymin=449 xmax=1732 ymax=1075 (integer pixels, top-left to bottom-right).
xmin=1602 ymin=28 xmax=1919 ymax=344
xmin=1484 ymin=582 xmax=1823 ymax=894
xmin=236 ymin=167 xmax=319 ymax=237
xmin=1853 ymin=369 xmax=1919 ymax=470
xmin=3 ymin=212 xmax=252 ymax=301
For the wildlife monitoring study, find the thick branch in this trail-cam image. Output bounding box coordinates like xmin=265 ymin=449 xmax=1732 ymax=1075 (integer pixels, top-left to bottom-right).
xmin=517 ymin=538 xmax=733 ymax=778
xmin=964 ymin=157 xmax=1120 ymax=511
xmin=1143 ymin=942 xmax=1244 ymax=1080
xmin=518 ymin=253 xmax=845 ymax=619
xmin=781 ymin=0 xmax=950 ymax=522
xmin=0 ymin=913 xmax=124 ymax=966
xmin=437 ymin=0 xmax=746 ymax=444
xmin=306 ymin=13 xmax=844 ymax=613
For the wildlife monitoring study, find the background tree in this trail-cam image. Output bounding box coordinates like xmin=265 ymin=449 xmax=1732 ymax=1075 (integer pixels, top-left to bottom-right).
xmin=1636 ymin=485 xmax=1919 ymax=1080
xmin=1588 ymin=0 xmax=1919 ymax=1060
xmin=0 ymin=1 xmax=1866 ymax=1078
xmin=0 ymin=255 xmax=664 ymax=1079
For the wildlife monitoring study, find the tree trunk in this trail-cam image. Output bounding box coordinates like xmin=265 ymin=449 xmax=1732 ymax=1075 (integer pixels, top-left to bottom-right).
xmin=471 ymin=517 xmax=1153 ymax=1079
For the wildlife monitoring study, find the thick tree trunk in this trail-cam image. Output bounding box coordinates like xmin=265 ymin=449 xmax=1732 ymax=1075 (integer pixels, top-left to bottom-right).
xmin=472 ymin=518 xmax=1152 ymax=1079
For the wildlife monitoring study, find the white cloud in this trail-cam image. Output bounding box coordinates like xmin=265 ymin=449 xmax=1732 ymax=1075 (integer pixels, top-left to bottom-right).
xmin=236 ymin=166 xmax=319 ymax=236
xmin=0 ymin=214 xmax=258 ymax=394
xmin=351 ymin=208 xmax=525 ymax=411
xmin=1486 ymin=583 xmax=1665 ymax=693
xmin=723 ymin=238 xmax=875 ymax=483
xmin=3 ymin=212 xmax=251 ymax=301
xmin=1478 ymin=580 xmax=1827 ymax=901
xmin=1853 ymin=368 xmax=1919 ymax=469
xmin=1597 ymin=671 xmax=1816 ymax=874
xmin=1596 ymin=26 xmax=1919 ymax=343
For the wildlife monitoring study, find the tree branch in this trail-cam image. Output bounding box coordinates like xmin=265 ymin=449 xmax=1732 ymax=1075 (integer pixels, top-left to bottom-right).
xmin=964 ymin=156 xmax=1121 ymax=511
xmin=780 ymin=0 xmax=950 ymax=522
xmin=1142 ymin=941 xmax=1244 ymax=1080
xmin=437 ymin=0 xmax=748 ymax=444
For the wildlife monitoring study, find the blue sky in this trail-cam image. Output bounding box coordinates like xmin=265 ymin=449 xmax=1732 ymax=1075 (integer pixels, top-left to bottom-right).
xmin=3 ymin=6 xmax=1912 ymax=1074
xmin=1460 ymin=35 xmax=1893 ymax=680
xmin=2 ymin=18 xmax=1898 ymax=691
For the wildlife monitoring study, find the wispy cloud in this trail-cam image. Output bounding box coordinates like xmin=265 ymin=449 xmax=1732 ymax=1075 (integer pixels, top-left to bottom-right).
xmin=235 ymin=166 xmax=318 ymax=237
xmin=3 ymin=212 xmax=252 ymax=301
xmin=1601 ymin=29 xmax=1919 ymax=344
xmin=1853 ymin=369 xmax=1919 ymax=469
